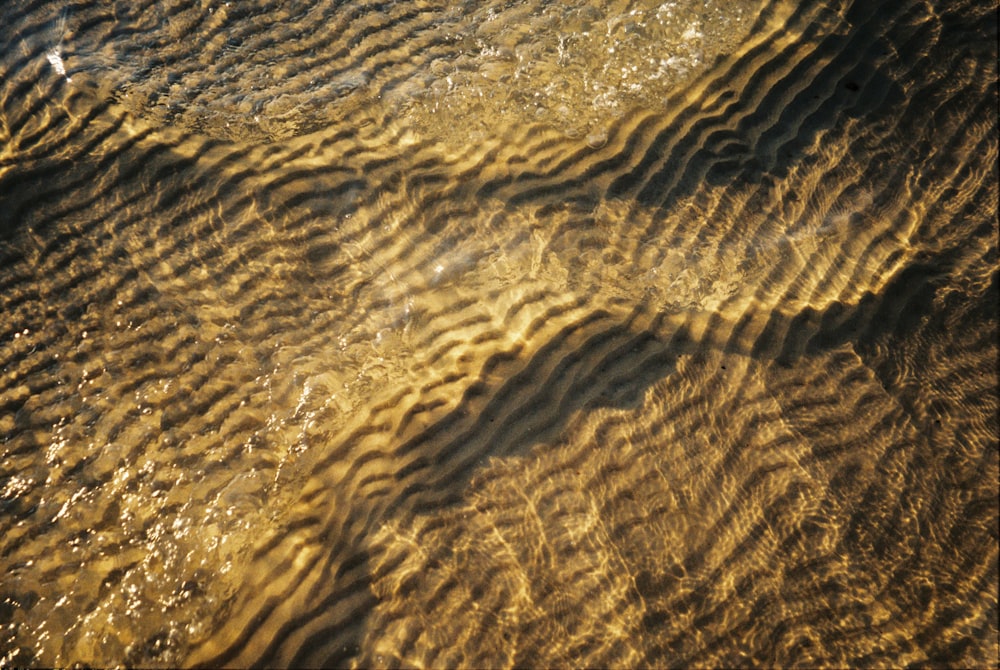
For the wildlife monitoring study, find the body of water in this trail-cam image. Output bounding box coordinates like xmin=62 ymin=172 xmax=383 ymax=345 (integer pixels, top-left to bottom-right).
xmin=0 ymin=0 xmax=997 ymax=666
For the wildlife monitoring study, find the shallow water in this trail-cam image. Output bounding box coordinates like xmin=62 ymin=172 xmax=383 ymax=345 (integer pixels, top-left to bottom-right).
xmin=0 ymin=0 xmax=997 ymax=667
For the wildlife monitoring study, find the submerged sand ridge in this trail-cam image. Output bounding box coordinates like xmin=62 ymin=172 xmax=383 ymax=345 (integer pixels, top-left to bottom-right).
xmin=42 ymin=0 xmax=763 ymax=143
xmin=0 ymin=0 xmax=996 ymax=666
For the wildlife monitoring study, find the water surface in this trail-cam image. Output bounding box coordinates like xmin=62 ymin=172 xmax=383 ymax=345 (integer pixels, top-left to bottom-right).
xmin=0 ymin=0 xmax=996 ymax=667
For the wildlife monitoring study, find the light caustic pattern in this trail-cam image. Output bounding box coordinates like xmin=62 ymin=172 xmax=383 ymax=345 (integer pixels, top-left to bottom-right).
xmin=0 ymin=0 xmax=996 ymax=668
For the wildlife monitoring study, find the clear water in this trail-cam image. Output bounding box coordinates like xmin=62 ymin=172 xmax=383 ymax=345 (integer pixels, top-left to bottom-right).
xmin=0 ymin=0 xmax=996 ymax=667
